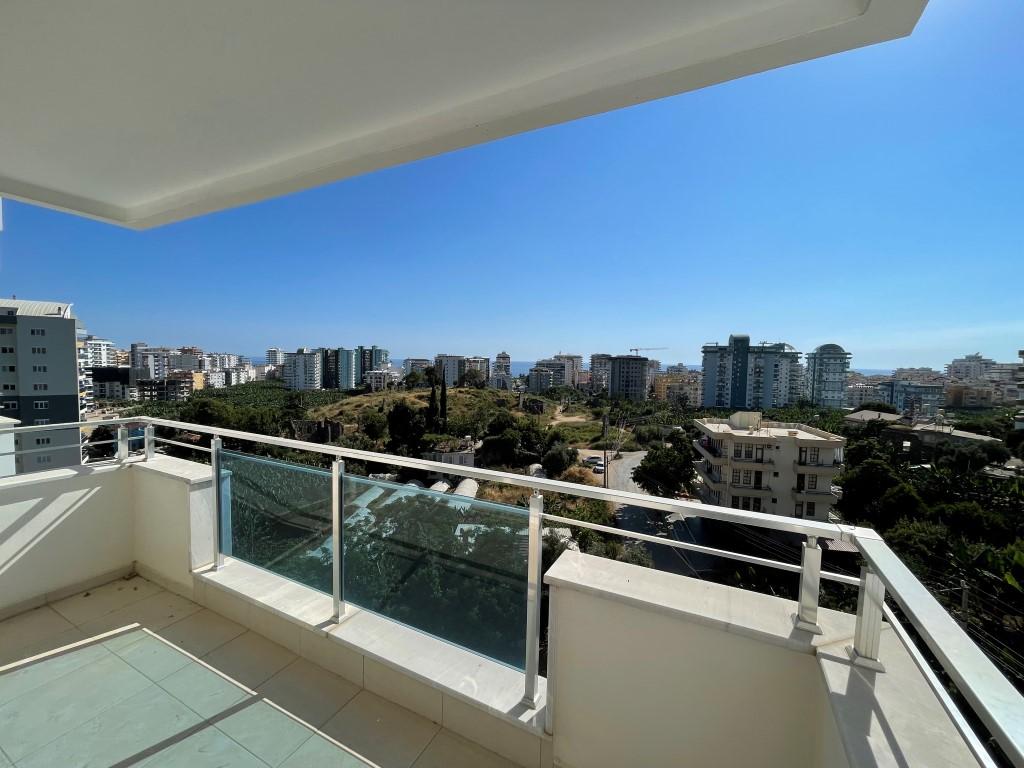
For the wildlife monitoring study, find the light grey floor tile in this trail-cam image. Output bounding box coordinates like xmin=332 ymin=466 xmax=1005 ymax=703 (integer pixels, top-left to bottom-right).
xmin=0 ymin=641 xmax=109 ymax=707
xmin=77 ymin=590 xmax=201 ymax=637
xmin=102 ymin=627 xmax=150 ymax=652
xmin=50 ymin=577 xmax=163 ymax=626
xmin=216 ymin=701 xmax=315 ymax=767
xmin=412 ymin=729 xmax=519 ymax=768
xmin=0 ymin=607 xmax=75 ymax=660
xmin=0 ymin=745 xmax=11 ymax=767
xmin=202 ymin=631 xmax=295 ymax=689
xmin=0 ymin=652 xmax=150 ymax=761
xmin=17 ymin=683 xmax=201 ymax=768
xmin=155 ymin=609 xmax=246 ymax=658
xmin=321 ymin=690 xmax=440 ymax=768
xmin=111 ymin=633 xmax=194 ymax=682
xmin=158 ymin=662 xmax=251 ymax=720
xmin=257 ymin=658 xmax=359 ymax=727
xmin=137 ymin=725 xmax=271 ymax=768
xmin=278 ymin=733 xmax=373 ymax=768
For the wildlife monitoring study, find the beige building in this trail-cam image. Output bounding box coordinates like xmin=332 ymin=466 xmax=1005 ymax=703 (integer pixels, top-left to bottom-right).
xmin=652 ymin=371 xmax=702 ymax=405
xmin=694 ymin=411 xmax=844 ymax=520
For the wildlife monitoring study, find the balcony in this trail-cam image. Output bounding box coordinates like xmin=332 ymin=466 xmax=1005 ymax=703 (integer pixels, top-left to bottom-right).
xmin=692 ymin=439 xmax=726 ymax=465
xmin=793 ymin=487 xmax=841 ymax=504
xmin=1 ymin=417 xmax=1020 ymax=768
xmin=694 ymin=462 xmax=726 ymax=491
xmin=794 ymin=459 xmax=844 ymax=476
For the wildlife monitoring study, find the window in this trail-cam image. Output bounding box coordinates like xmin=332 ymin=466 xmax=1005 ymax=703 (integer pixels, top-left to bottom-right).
xmin=0 ymin=347 xmax=13 ymax=353
xmin=33 ymin=383 xmax=48 ymax=391
xmin=809 ymin=447 xmax=819 ymax=464
xmin=795 ymin=502 xmax=804 ymax=517
xmin=31 ymin=347 xmax=47 ymax=354
xmin=733 ymin=444 xmax=742 ymax=458
xmin=744 ymin=444 xmax=753 ymax=459
xmin=807 ymin=475 xmax=818 ymax=490
xmin=35 ymin=437 xmax=51 ymax=446
xmin=1 ymin=384 xmax=14 ymax=391
xmin=1 ymin=400 xmax=16 ymax=410
xmin=30 ymin=328 xmax=46 ymax=336
xmin=33 ymin=400 xmax=49 ymax=410
xmin=33 ymin=418 xmax=50 ymax=425
xmin=741 ymin=497 xmax=752 ymax=511
xmin=742 ymin=470 xmax=752 ymax=485
xmin=32 ymin=365 xmax=47 ymax=373
xmin=752 ymin=498 xmax=762 ymax=512
xmin=1 ymin=365 xmax=13 ymax=372
xmin=806 ymin=502 xmax=817 ymax=518
xmin=731 ymin=469 xmax=740 ymax=484
xmin=36 ymin=455 xmax=52 ymax=465
xmin=731 ymin=496 xmax=740 ymax=509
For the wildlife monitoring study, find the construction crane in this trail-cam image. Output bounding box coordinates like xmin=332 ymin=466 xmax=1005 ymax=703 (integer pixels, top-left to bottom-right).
xmin=629 ymin=346 xmax=668 ymax=356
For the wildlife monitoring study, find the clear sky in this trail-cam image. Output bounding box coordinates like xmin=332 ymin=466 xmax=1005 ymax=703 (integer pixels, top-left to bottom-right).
xmin=0 ymin=0 xmax=1021 ymax=369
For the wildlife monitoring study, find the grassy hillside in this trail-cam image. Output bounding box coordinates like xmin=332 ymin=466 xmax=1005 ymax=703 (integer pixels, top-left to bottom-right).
xmin=313 ymin=387 xmax=533 ymax=424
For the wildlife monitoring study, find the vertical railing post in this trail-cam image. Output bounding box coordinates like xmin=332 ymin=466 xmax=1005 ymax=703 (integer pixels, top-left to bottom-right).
xmin=211 ymin=437 xmax=224 ymax=570
xmin=116 ymin=426 xmax=129 ymax=462
xmin=521 ymin=492 xmax=543 ymax=708
xmin=848 ymin=565 xmax=886 ymax=671
xmin=144 ymin=424 xmax=155 ymax=461
xmin=331 ymin=459 xmax=345 ymax=623
xmin=795 ymin=535 xmax=823 ymax=634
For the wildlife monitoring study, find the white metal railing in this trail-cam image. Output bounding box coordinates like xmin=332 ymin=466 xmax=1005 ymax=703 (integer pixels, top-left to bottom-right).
xmin=0 ymin=416 xmax=1020 ymax=766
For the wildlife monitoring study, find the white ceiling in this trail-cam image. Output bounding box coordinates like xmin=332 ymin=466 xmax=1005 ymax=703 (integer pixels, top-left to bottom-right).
xmin=0 ymin=0 xmax=926 ymax=228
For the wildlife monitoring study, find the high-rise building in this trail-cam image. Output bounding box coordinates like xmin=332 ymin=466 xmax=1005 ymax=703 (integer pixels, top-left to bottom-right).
xmin=701 ymin=335 xmax=802 ymax=409
xmin=653 ymin=371 xmax=702 ymax=405
xmin=0 ymin=300 xmax=85 ymax=473
xmin=553 ymin=354 xmax=583 ymax=387
xmin=876 ymin=380 xmax=944 ymax=416
xmin=265 ymin=347 xmax=285 ymax=366
xmin=130 ymin=342 xmax=172 ymax=380
xmin=535 ymin=357 xmax=571 ymax=388
xmin=83 ymin=336 xmax=116 ymax=368
xmin=527 ymin=366 xmax=553 ymax=393
xmin=465 ymin=356 xmax=490 ymax=381
xmin=609 ymin=355 xmax=649 ymax=401
xmin=804 ymin=344 xmax=851 ymax=409
xmin=590 ymin=353 xmax=612 ymax=393
xmin=494 ymin=352 xmax=511 ymax=377
xmin=283 ymin=348 xmax=323 ymax=390
xmin=945 ymin=353 xmax=995 ymax=381
xmin=434 ymin=355 xmax=465 ymax=387
xmin=403 ymin=358 xmax=431 ymax=376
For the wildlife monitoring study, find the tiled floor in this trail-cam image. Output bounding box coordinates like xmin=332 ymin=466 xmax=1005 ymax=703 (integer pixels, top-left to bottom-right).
xmin=0 ymin=577 xmax=519 ymax=768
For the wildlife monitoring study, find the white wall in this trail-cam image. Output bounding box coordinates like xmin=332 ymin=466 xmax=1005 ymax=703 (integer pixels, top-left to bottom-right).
xmin=546 ymin=553 xmax=847 ymax=768
xmin=0 ymin=464 xmax=134 ymax=616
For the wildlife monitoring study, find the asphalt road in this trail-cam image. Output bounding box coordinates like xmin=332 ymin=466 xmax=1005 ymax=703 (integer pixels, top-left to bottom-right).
xmin=584 ymin=449 xmax=716 ymax=579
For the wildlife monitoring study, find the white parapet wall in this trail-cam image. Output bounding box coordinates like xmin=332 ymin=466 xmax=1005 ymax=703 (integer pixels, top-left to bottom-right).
xmin=544 ymin=550 xmax=850 ymax=768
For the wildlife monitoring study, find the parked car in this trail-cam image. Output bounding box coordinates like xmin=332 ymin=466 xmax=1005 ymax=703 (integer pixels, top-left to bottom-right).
xmin=592 ymin=464 xmax=605 ymax=474
xmin=584 ymin=456 xmax=603 ymax=466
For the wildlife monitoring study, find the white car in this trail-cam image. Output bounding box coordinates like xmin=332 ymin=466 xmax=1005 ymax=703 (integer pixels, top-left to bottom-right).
xmin=583 ymin=456 xmax=603 ymax=466
xmin=592 ymin=463 xmax=606 ymax=474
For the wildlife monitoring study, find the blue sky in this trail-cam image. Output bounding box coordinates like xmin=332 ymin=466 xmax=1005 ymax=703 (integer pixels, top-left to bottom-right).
xmin=1 ymin=0 xmax=1021 ymax=369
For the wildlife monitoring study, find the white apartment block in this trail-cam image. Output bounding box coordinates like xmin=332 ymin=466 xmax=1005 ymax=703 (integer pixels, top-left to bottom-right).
xmin=844 ymin=382 xmax=880 ymax=408
xmin=694 ymin=411 xmax=844 ymax=519
xmin=945 ymin=353 xmax=995 ymax=381
xmin=265 ymin=347 xmax=285 ymax=366
xmin=83 ymin=336 xmax=116 ymax=367
xmin=465 ymin=356 xmax=490 ymax=380
xmin=434 ymin=354 xmax=465 ymax=387
xmin=365 ymin=368 xmax=400 ymax=392
xmin=589 ymin=353 xmax=612 ymax=393
xmin=804 ymin=343 xmax=851 ymax=409
xmin=701 ymin=335 xmax=803 ymax=409
xmin=553 ymin=354 xmax=583 ymax=387
xmin=402 ymin=358 xmax=431 ymax=376
xmin=283 ymin=348 xmax=323 ymax=390
xmin=203 ymin=370 xmax=227 ymax=389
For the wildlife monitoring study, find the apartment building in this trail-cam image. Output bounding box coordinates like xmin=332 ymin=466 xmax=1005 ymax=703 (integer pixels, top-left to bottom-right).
xmin=609 ymin=355 xmax=649 ymax=401
xmin=282 ymin=348 xmax=323 ymax=391
xmin=653 ymin=371 xmax=702 ymax=405
xmin=365 ymin=368 xmax=400 ymax=392
xmin=590 ymin=353 xmax=612 ymax=393
xmin=402 ymin=358 xmax=431 ymax=376
xmin=83 ymin=335 xmax=116 ymax=367
xmin=946 ymin=353 xmax=995 ymax=381
xmin=265 ymin=347 xmax=285 ymax=366
xmin=527 ymin=366 xmax=553 ymax=393
xmin=877 ymin=379 xmax=945 ymax=416
xmin=0 ymin=300 xmax=83 ymax=473
xmin=434 ymin=354 xmax=465 ymax=387
xmin=92 ymin=366 xmax=139 ymax=401
xmin=553 ymin=354 xmax=583 ymax=387
xmin=804 ymin=343 xmax=851 ymax=409
xmin=204 ymin=370 xmax=227 ymax=389
xmin=358 ymin=346 xmax=389 ymax=382
xmin=694 ymin=411 xmax=844 ymax=519
xmin=321 ymin=348 xmax=357 ymax=390
xmin=494 ymin=351 xmax=511 ymax=376
xmin=945 ymin=384 xmax=994 ymax=409
xmin=138 ymin=372 xmax=195 ymax=402
xmin=845 ymin=382 xmax=881 ymax=408
xmin=465 ymin=355 xmax=491 ymax=380
xmin=130 ymin=342 xmax=172 ymax=380
xmin=701 ymin=335 xmax=802 ymax=409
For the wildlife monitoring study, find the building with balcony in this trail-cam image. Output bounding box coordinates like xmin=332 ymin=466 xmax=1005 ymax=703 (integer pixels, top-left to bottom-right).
xmin=805 ymin=343 xmax=852 ymax=409
xmin=92 ymin=366 xmax=140 ymax=401
xmin=877 ymin=379 xmax=945 ymax=416
xmin=434 ymin=354 xmax=465 ymax=387
xmin=0 ymin=299 xmax=83 ymax=473
xmin=265 ymin=347 xmax=286 ymax=366
xmin=694 ymin=411 xmax=844 ymax=520
xmin=653 ymin=371 xmax=703 ymax=405
xmin=701 ymin=335 xmax=803 ymax=409
xmin=283 ymin=348 xmax=323 ymax=391
xmin=527 ymin=366 xmax=553 ymax=394
xmin=534 ymin=358 xmax=571 ymax=388
xmin=495 ymin=351 xmax=512 ymax=377
xmin=2 ymin=3 xmax=1017 ymax=766
xmin=130 ymin=342 xmax=172 ymax=380
xmin=465 ymin=355 xmax=491 ymax=381
xmin=589 ymin=353 xmax=612 ymax=393
xmin=83 ymin=335 xmax=117 ymax=367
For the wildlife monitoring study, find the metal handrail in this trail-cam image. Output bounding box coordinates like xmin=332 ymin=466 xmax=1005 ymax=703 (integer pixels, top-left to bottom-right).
xmin=2 ymin=415 xmax=1019 ymax=763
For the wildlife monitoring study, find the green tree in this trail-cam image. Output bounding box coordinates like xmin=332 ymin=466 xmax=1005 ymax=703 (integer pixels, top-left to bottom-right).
xmin=541 ymin=443 xmax=578 ymax=479
xmin=631 ymin=446 xmax=693 ymax=498
xmin=440 ymin=378 xmax=448 ymax=432
xmin=427 ymin=384 xmax=439 ymax=430
xmin=853 ymin=402 xmax=898 ymax=414
xmin=835 ymin=458 xmax=902 ymax=526
xmin=387 ymin=402 xmax=426 ymax=455
xmin=404 ymin=370 xmax=424 ymax=390
xmin=460 ymin=368 xmax=486 ymax=389
xmin=358 ymin=409 xmax=387 ymax=441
